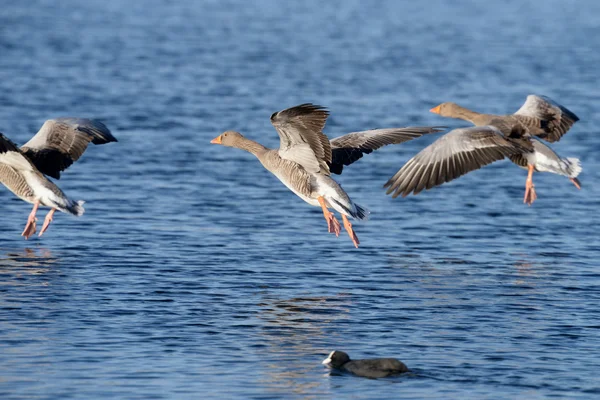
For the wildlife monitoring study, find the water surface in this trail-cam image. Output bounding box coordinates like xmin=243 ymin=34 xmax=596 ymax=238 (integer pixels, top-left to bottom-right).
xmin=0 ymin=0 xmax=599 ymax=398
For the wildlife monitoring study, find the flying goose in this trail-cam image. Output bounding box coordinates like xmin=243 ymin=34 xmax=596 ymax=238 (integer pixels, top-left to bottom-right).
xmin=416 ymin=95 xmax=581 ymax=204
xmin=384 ymin=124 xmax=535 ymax=197
xmin=210 ymin=103 xmax=443 ymax=247
xmin=0 ymin=118 xmax=117 ymax=239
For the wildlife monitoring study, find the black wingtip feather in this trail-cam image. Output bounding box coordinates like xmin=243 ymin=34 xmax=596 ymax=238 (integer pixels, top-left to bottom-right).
xmin=270 ymin=103 xmax=329 ymax=123
xmin=0 ymin=133 xmax=20 ymax=153
xmin=329 ymin=163 xmax=344 ymax=175
xmin=85 ymin=121 xmax=118 ymax=144
xmin=539 ymin=95 xmax=580 ymax=122
xmin=58 ymin=118 xmax=117 ymax=144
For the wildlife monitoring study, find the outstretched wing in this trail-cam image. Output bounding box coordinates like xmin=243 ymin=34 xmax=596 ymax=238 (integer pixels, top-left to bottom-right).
xmin=514 ymin=95 xmax=579 ymax=143
xmin=0 ymin=132 xmax=39 ymax=177
xmin=384 ymin=126 xmax=529 ymax=198
xmin=328 ymin=126 xmax=445 ymax=174
xmin=20 ymin=118 xmax=117 ymax=179
xmin=270 ymin=104 xmax=332 ymax=174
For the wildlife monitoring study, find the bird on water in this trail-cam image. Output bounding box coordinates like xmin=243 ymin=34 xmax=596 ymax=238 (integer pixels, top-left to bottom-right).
xmin=322 ymin=350 xmax=409 ymax=378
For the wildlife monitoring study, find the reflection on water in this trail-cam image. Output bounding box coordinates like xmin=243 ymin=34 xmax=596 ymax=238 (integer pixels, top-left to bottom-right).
xmin=0 ymin=248 xmax=59 ymax=280
xmin=258 ymin=295 xmax=351 ymax=395
xmin=513 ymin=258 xmax=540 ymax=284
xmin=0 ymin=0 xmax=599 ymax=397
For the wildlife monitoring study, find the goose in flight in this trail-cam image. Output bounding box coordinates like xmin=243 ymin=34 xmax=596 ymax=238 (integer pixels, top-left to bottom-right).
xmin=385 ymin=95 xmax=580 ymax=204
xmin=211 ymin=103 xmax=443 ymax=247
xmin=0 ymin=118 xmax=117 ymax=239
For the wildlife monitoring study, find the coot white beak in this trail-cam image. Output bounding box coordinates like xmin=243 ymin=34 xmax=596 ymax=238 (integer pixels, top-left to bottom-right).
xmin=323 ymin=350 xmax=335 ymax=365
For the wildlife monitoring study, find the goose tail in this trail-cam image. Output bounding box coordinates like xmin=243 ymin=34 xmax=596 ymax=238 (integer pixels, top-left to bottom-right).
xmin=65 ymin=200 xmax=85 ymax=216
xmin=563 ymin=157 xmax=582 ymax=178
xmin=352 ymin=203 xmax=370 ymax=221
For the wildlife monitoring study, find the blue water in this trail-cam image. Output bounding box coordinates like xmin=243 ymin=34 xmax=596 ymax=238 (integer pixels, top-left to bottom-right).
xmin=1 ymin=0 xmax=599 ymax=398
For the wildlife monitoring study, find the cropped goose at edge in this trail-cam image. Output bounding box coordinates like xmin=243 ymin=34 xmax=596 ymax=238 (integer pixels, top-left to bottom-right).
xmin=0 ymin=118 xmax=117 ymax=239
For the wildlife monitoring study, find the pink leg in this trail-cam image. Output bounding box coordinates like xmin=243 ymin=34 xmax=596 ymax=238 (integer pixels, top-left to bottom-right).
xmin=570 ymin=177 xmax=581 ymax=190
xmin=21 ymin=200 xmax=40 ymax=240
xmin=342 ymin=214 xmax=360 ymax=248
xmin=39 ymin=208 xmax=56 ymax=237
xmin=317 ymin=196 xmax=341 ymax=237
xmin=523 ymin=165 xmax=537 ymax=206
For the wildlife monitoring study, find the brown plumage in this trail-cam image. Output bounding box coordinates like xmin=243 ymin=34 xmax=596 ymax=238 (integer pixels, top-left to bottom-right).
xmin=270 ymin=104 xmax=332 ymax=174
xmin=398 ymin=95 xmax=582 ymax=204
xmin=20 ymin=118 xmax=117 ymax=179
xmin=0 ymin=134 xmax=40 ymax=203
xmin=212 ymin=103 xmax=443 ymax=247
xmin=429 ymin=95 xmax=579 ymax=143
xmin=384 ymin=126 xmax=532 ymax=198
xmin=0 ymin=118 xmax=116 ymax=239
xmin=329 ymin=127 xmax=444 ymax=174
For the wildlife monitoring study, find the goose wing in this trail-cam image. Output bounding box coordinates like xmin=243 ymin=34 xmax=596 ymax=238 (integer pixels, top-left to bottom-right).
xmin=329 ymin=126 xmax=445 ymax=174
xmin=270 ymin=104 xmax=332 ymax=174
xmin=514 ymin=95 xmax=579 ymax=143
xmin=20 ymin=118 xmax=117 ymax=179
xmin=384 ymin=126 xmax=528 ymax=197
xmin=0 ymin=133 xmax=36 ymax=173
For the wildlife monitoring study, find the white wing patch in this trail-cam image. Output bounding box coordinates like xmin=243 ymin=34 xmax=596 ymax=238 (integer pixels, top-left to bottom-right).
xmin=21 ymin=120 xmax=54 ymax=149
xmin=514 ymin=95 xmax=560 ymax=118
xmin=279 ymin=143 xmax=321 ymax=173
xmin=0 ymin=151 xmax=34 ymax=172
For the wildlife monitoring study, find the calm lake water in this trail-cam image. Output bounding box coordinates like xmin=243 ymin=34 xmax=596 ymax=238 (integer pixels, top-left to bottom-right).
xmin=1 ymin=0 xmax=599 ymax=398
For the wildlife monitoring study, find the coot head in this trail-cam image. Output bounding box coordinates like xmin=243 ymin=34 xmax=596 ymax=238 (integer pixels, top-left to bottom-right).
xmin=322 ymin=350 xmax=350 ymax=369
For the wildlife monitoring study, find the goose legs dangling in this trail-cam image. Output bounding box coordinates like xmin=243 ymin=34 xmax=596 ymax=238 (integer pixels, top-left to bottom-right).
xmin=39 ymin=208 xmax=56 ymax=237
xmin=21 ymin=200 xmax=40 ymax=239
xmin=523 ymin=165 xmax=537 ymax=206
xmin=317 ymin=196 xmax=341 ymax=237
xmin=342 ymin=214 xmax=360 ymax=249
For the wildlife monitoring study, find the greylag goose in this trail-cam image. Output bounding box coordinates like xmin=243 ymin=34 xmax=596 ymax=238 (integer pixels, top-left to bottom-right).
xmin=384 ymin=125 xmax=533 ymax=198
xmin=419 ymin=95 xmax=581 ymax=204
xmin=210 ymin=103 xmax=443 ymax=248
xmin=322 ymin=350 xmax=409 ymax=378
xmin=0 ymin=118 xmax=117 ymax=239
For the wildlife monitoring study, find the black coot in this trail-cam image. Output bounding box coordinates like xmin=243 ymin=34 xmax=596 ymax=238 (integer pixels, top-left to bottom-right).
xmin=322 ymin=350 xmax=409 ymax=378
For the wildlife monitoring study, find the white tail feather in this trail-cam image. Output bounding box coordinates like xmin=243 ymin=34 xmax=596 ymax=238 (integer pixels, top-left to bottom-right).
xmin=67 ymin=200 xmax=85 ymax=216
xmin=563 ymin=158 xmax=582 ymax=178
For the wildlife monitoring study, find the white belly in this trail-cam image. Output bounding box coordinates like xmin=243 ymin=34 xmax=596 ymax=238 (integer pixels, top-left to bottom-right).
xmin=524 ymin=141 xmax=581 ymax=177
xmin=23 ymin=171 xmax=69 ymax=209
xmin=269 ymin=171 xmax=354 ymax=213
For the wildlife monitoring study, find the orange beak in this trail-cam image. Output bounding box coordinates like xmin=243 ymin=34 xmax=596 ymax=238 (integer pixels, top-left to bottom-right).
xmin=210 ymin=135 xmax=223 ymax=144
xmin=429 ymin=104 xmax=442 ymax=114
